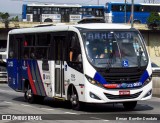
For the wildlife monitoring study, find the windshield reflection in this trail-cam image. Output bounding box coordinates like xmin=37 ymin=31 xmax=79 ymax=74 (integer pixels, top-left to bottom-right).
xmin=82 ymin=31 xmax=148 ymax=68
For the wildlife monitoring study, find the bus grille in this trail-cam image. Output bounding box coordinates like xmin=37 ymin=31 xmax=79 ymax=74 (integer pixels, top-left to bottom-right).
xmin=104 ymin=91 xmax=142 ymax=100
xmin=97 ymin=67 xmax=146 ymax=83
xmin=104 ymin=72 xmax=142 ymax=83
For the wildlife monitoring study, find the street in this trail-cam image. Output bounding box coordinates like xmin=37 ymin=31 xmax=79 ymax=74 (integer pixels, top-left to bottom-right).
xmin=0 ymin=84 xmax=160 ymax=123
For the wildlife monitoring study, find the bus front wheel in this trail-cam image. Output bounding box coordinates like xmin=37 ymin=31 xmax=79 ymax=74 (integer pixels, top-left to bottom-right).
xmin=123 ymin=101 xmax=137 ymax=110
xmin=69 ymin=86 xmax=82 ymax=110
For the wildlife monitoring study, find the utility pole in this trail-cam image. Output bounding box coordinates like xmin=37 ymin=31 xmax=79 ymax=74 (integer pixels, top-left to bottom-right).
xmin=131 ymin=0 xmax=134 ymax=28
xmin=124 ymin=0 xmax=127 ymax=23
xmin=98 ymin=0 xmax=99 ymax=5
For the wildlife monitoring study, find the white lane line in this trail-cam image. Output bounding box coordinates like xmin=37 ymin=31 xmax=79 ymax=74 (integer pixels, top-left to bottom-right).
xmin=40 ymin=108 xmax=54 ymax=111
xmin=65 ymin=112 xmax=78 ymax=115
xmin=90 ymin=117 xmax=109 ymax=121
xmin=0 ymin=89 xmax=13 ymax=92
xmin=0 ymin=89 xmax=15 ymax=93
xmin=4 ymin=101 xmax=13 ymax=104
xmin=21 ymin=104 xmax=32 ymax=107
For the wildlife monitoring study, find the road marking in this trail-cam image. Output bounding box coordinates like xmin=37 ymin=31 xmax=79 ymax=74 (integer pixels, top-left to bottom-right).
xmin=21 ymin=104 xmax=32 ymax=107
xmin=40 ymin=108 xmax=54 ymax=111
xmin=0 ymin=89 xmax=15 ymax=93
xmin=4 ymin=101 xmax=13 ymax=104
xmin=65 ymin=112 xmax=78 ymax=115
xmin=90 ymin=117 xmax=109 ymax=121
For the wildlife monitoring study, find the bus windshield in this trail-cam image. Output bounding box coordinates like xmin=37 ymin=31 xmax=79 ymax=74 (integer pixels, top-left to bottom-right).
xmin=81 ymin=30 xmax=148 ymax=68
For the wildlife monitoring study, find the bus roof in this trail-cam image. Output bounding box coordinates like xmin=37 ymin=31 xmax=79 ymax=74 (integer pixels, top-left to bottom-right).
xmin=25 ymin=4 xmax=105 ymax=8
xmin=26 ymin=3 xmax=82 ymax=7
xmin=74 ymin=23 xmax=131 ymax=29
xmin=9 ymin=23 xmax=132 ymax=35
xmin=106 ymin=2 xmax=160 ymax=6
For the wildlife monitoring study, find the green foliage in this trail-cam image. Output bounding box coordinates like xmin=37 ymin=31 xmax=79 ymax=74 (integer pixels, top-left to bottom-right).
xmin=147 ymin=12 xmax=160 ymax=23
xmin=0 ymin=12 xmax=10 ymax=28
xmin=11 ymin=16 xmax=19 ymax=22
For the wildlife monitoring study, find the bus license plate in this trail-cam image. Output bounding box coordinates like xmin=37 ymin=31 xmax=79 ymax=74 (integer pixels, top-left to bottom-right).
xmin=119 ymin=90 xmax=130 ymax=95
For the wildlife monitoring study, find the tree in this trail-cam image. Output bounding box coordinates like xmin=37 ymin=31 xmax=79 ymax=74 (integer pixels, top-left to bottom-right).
xmin=11 ymin=16 xmax=19 ymax=22
xmin=147 ymin=12 xmax=160 ymax=29
xmin=0 ymin=12 xmax=10 ymax=28
xmin=147 ymin=12 xmax=160 ymax=23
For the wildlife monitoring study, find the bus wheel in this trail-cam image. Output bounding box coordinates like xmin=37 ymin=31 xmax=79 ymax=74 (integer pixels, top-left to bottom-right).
xmin=123 ymin=101 xmax=137 ymax=110
xmin=35 ymin=96 xmax=45 ymax=104
xmin=133 ymin=20 xmax=141 ymax=24
xmin=24 ymin=89 xmax=35 ymax=103
xmin=69 ymin=88 xmax=81 ymax=110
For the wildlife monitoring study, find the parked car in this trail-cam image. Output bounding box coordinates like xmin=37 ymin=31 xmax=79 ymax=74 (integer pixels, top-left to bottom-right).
xmin=151 ymin=62 xmax=160 ymax=76
xmin=147 ymin=20 xmax=160 ymax=30
xmin=77 ymin=17 xmax=105 ymax=24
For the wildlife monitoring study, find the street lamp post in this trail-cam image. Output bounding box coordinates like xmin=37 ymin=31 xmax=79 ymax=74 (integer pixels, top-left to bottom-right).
xmin=98 ymin=0 xmax=99 ymax=5
xmin=131 ymin=0 xmax=134 ymax=28
xmin=125 ymin=0 xmax=127 ymax=23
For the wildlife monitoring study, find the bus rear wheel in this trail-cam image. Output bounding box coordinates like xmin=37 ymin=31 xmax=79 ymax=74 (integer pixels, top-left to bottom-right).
xmin=123 ymin=101 xmax=137 ymax=110
xmin=24 ymin=89 xmax=35 ymax=103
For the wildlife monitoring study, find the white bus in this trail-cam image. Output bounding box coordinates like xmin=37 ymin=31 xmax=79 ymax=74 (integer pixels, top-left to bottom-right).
xmin=22 ymin=4 xmax=104 ymax=23
xmin=0 ymin=40 xmax=7 ymax=82
xmin=7 ymin=23 xmax=152 ymax=110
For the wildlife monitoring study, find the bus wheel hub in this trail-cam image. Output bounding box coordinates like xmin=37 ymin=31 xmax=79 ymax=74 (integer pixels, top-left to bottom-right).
xmin=71 ymin=94 xmax=77 ymax=105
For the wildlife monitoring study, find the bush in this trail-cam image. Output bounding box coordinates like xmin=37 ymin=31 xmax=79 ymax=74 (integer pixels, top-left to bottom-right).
xmin=147 ymin=12 xmax=160 ymax=23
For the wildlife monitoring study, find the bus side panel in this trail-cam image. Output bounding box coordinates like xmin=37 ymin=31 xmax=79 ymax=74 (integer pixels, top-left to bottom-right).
xmin=7 ymin=59 xmax=19 ymax=91
xmin=112 ymin=12 xmax=125 ymax=23
xmin=134 ymin=12 xmax=150 ymax=24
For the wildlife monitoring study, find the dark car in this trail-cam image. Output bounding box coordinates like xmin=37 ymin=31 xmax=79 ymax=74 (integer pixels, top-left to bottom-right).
xmin=151 ymin=62 xmax=160 ymax=76
xmin=77 ymin=17 xmax=106 ymax=24
xmin=147 ymin=20 xmax=160 ymax=30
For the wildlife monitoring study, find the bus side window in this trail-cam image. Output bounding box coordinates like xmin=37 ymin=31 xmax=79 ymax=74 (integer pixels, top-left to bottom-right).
xmin=68 ymin=32 xmax=83 ymax=73
xmin=69 ymin=33 xmax=81 ymax=62
xmin=9 ymin=35 xmax=16 ymax=58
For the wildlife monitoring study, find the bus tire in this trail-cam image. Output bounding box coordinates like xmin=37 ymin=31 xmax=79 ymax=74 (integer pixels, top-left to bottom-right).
xmin=68 ymin=86 xmax=82 ymax=110
xmin=24 ymin=88 xmax=35 ymax=103
xmin=123 ymin=101 xmax=137 ymax=110
xmin=35 ymin=95 xmax=45 ymax=104
xmin=133 ymin=20 xmax=141 ymax=24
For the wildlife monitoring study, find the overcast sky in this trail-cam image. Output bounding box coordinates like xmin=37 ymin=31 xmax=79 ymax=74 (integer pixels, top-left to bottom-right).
xmin=0 ymin=0 xmax=153 ymax=14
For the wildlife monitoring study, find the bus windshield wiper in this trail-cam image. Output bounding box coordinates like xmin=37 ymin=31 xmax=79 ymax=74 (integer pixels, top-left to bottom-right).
xmin=138 ymin=48 xmax=143 ymax=68
xmin=106 ymin=53 xmax=113 ymax=71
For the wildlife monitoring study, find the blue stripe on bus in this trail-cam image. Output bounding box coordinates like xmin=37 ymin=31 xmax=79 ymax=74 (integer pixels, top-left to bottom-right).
xmin=93 ymin=72 xmax=108 ymax=84
xmin=35 ymin=61 xmax=46 ymax=96
xmin=22 ymin=4 xmax=27 ymax=19
xmin=29 ymin=61 xmax=41 ymax=95
xmin=139 ymin=70 xmax=149 ymax=84
xmin=31 ymin=60 xmax=42 ymax=95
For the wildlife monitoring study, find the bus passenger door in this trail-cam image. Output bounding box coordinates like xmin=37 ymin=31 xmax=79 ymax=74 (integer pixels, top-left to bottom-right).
xmin=7 ymin=35 xmax=23 ymax=91
xmin=54 ymin=36 xmax=66 ymax=97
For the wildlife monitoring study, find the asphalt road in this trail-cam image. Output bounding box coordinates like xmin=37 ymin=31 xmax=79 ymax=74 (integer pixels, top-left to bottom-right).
xmin=0 ymin=84 xmax=160 ymax=123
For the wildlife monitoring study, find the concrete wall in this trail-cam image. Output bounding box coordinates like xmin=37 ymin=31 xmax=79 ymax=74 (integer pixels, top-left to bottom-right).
xmin=141 ymin=31 xmax=160 ymax=96
xmin=141 ymin=31 xmax=160 ymax=66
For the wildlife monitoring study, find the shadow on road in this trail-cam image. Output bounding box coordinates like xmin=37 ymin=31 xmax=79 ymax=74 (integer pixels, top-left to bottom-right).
xmin=12 ymin=96 xmax=154 ymax=113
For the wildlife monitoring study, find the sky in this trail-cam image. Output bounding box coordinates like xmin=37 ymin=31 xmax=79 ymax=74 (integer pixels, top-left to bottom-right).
xmin=0 ymin=0 xmax=155 ymax=14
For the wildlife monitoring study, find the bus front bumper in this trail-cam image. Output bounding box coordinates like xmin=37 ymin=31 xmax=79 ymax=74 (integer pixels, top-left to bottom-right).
xmin=84 ymin=80 xmax=152 ymax=103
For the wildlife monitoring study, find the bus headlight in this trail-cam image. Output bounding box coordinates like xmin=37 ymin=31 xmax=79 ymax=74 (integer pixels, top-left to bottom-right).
xmin=143 ymin=76 xmax=152 ymax=86
xmin=85 ymin=75 xmax=103 ymax=88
